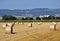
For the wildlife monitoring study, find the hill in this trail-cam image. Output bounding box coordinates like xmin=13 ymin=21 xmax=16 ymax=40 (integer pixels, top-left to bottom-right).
xmin=0 ymin=8 xmax=60 ymax=17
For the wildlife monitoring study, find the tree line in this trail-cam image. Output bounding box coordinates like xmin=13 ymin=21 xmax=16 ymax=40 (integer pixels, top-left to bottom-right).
xmin=2 ymin=15 xmax=60 ymax=20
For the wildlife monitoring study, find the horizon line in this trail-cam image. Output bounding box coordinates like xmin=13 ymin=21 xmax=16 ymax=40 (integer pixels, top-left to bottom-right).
xmin=0 ymin=8 xmax=60 ymax=10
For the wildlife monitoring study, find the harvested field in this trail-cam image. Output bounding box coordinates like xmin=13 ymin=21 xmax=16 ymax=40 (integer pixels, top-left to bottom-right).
xmin=0 ymin=22 xmax=60 ymax=41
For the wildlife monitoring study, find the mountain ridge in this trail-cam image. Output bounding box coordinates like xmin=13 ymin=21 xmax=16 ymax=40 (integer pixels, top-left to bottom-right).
xmin=0 ymin=8 xmax=60 ymax=17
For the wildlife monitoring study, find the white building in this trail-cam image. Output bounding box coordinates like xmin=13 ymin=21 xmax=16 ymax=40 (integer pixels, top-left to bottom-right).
xmin=0 ymin=16 xmax=2 ymax=20
xmin=39 ymin=15 xmax=50 ymax=18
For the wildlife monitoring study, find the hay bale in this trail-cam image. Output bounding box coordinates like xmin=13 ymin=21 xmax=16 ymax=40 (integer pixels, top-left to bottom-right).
xmin=50 ymin=24 xmax=56 ymax=30
xmin=20 ymin=22 xmax=23 ymax=24
xmin=37 ymin=22 xmax=42 ymax=25
xmin=7 ymin=23 xmax=12 ymax=27
xmin=28 ymin=23 xmax=32 ymax=27
xmin=52 ymin=22 xmax=56 ymax=25
xmin=2 ymin=24 xmax=6 ymax=29
xmin=37 ymin=22 xmax=40 ymax=25
xmin=5 ymin=26 xmax=11 ymax=33
xmin=2 ymin=24 xmax=8 ymax=29
xmin=5 ymin=23 xmax=14 ymax=34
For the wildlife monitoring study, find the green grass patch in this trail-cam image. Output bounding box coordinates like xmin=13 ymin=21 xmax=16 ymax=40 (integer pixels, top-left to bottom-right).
xmin=0 ymin=20 xmax=60 ymax=22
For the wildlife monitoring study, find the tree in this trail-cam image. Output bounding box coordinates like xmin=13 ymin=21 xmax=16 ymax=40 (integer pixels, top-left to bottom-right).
xmin=48 ymin=16 xmax=55 ymax=20
xmin=2 ymin=15 xmax=17 ymax=20
xmin=36 ymin=17 xmax=41 ymax=20
xmin=29 ymin=17 xmax=33 ymax=20
xmin=21 ymin=17 xmax=33 ymax=20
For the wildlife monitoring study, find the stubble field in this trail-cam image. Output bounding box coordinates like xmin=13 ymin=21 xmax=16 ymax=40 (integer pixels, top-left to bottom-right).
xmin=0 ymin=22 xmax=60 ymax=41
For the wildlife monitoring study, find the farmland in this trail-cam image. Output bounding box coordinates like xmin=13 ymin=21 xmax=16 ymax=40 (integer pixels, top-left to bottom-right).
xmin=0 ymin=22 xmax=60 ymax=41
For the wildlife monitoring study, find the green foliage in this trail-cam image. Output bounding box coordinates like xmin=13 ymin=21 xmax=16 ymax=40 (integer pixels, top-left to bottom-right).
xmin=21 ymin=17 xmax=33 ymax=20
xmin=36 ymin=17 xmax=41 ymax=20
xmin=0 ymin=20 xmax=60 ymax=22
xmin=2 ymin=15 xmax=17 ymax=20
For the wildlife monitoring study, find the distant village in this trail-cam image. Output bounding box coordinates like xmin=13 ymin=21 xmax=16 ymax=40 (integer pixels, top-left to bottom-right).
xmin=0 ymin=14 xmax=60 ymax=20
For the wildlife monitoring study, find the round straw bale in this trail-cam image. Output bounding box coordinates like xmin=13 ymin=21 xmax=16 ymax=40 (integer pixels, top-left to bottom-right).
xmin=28 ymin=23 xmax=32 ymax=27
xmin=50 ymin=24 xmax=56 ymax=30
xmin=2 ymin=24 xmax=6 ymax=29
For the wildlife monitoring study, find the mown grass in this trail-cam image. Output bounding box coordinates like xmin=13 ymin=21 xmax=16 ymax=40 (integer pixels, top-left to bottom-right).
xmin=0 ymin=20 xmax=60 ymax=22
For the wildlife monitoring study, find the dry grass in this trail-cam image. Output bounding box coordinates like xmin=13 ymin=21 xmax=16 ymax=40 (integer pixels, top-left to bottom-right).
xmin=0 ymin=22 xmax=60 ymax=41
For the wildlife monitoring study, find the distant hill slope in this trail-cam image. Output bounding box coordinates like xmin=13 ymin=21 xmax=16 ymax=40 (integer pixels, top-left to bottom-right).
xmin=0 ymin=8 xmax=60 ymax=16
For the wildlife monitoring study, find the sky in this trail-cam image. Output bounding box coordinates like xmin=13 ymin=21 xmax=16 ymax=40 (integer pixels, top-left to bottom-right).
xmin=0 ymin=0 xmax=60 ymax=9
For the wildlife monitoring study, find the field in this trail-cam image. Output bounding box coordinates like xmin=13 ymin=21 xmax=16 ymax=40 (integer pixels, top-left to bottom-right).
xmin=0 ymin=22 xmax=60 ymax=41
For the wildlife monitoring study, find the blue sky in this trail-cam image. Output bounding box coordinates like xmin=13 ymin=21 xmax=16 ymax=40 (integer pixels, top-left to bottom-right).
xmin=0 ymin=0 xmax=60 ymax=9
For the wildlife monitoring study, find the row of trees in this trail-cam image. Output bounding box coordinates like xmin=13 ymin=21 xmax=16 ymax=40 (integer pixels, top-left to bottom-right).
xmin=2 ymin=15 xmax=60 ymax=20
xmin=2 ymin=15 xmax=17 ymax=20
